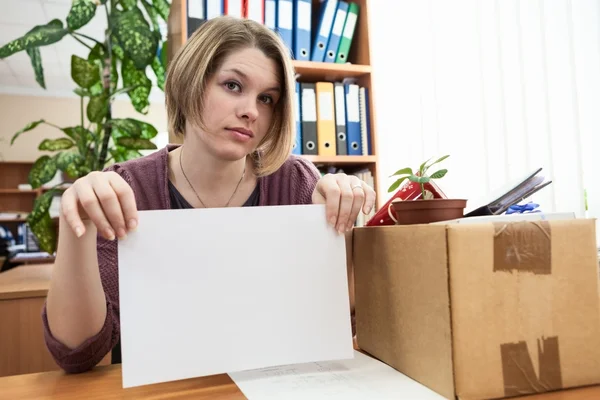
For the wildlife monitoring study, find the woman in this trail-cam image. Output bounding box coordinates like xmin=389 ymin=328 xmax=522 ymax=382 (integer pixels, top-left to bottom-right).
xmin=43 ymin=16 xmax=376 ymax=373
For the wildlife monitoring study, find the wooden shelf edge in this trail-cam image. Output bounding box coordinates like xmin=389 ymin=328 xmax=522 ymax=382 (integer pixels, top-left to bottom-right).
xmin=300 ymin=155 xmax=377 ymax=165
xmin=292 ymin=60 xmax=371 ymax=75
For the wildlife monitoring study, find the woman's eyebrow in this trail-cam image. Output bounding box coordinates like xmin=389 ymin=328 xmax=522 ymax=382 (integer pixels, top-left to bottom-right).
xmin=223 ymin=68 xmax=280 ymax=92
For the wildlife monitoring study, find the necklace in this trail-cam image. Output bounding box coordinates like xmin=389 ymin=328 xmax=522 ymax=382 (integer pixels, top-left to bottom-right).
xmin=179 ymin=147 xmax=246 ymax=208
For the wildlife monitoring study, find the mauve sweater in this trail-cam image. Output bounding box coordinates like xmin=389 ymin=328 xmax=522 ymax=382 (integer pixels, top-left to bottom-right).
xmin=41 ymin=144 xmax=321 ymax=373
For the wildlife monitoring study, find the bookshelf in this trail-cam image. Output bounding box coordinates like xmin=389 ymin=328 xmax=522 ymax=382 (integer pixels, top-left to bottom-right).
xmin=165 ymin=0 xmax=380 ymax=213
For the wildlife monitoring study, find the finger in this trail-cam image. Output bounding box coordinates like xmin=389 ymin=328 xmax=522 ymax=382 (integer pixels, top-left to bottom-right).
xmin=76 ymin=179 xmax=115 ymax=241
xmin=60 ymin=188 xmax=85 ymax=238
xmin=91 ymin=174 xmax=128 ymax=239
xmin=335 ymin=176 xmax=355 ymax=234
xmin=362 ymin=185 xmax=377 ymax=214
xmin=108 ymin=173 xmax=138 ymax=232
xmin=348 ymin=184 xmax=366 ymax=230
xmin=316 ymin=174 xmax=340 ymax=228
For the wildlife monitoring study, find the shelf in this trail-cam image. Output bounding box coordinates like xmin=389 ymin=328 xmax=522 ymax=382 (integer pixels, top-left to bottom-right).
xmin=0 ymin=189 xmax=38 ymax=194
xmin=300 ymin=155 xmax=377 ymax=165
xmin=292 ymin=60 xmax=371 ymax=81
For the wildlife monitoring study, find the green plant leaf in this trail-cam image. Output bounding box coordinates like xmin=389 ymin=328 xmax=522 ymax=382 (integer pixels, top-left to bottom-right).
xmin=62 ymin=126 xmax=94 ymax=142
xmin=408 ymin=174 xmax=430 ymax=184
xmin=427 ymin=155 xmax=450 ymax=168
xmin=111 ymin=41 xmax=125 ymax=60
xmin=0 ymin=19 xmax=67 ymax=58
xmin=388 ymin=176 xmax=409 ymax=193
xmin=152 ymin=0 xmax=171 ymax=21
xmin=429 ymin=169 xmax=448 ymax=179
xmin=54 ymin=151 xmax=84 ymax=171
xmin=112 ymin=8 xmax=158 ymax=69
xmin=120 ymin=0 xmax=138 ymax=10
xmin=390 ymin=167 xmax=412 ymax=177
xmin=10 ymin=119 xmax=46 ymax=145
xmin=71 ymin=55 xmax=101 ymax=88
xmin=87 ymin=95 xmax=109 ymax=123
xmin=122 ymin=57 xmax=151 ymax=113
xmin=136 ymin=120 xmax=158 ymax=139
xmin=29 ymin=155 xmax=58 ymax=189
xmin=39 ymin=138 xmax=75 ymax=151
xmin=419 ymin=157 xmax=431 ymax=174
xmin=110 ymin=147 xmax=142 ymax=163
xmin=67 ymin=0 xmax=97 ymax=30
xmin=160 ymin=40 xmax=168 ymax=71
xmin=151 ymin=56 xmax=165 ymax=91
xmin=116 ymin=137 xmax=157 ymax=150
xmin=26 ymin=47 xmax=45 ymax=89
xmin=109 ymin=118 xmax=142 ymax=137
xmin=27 ymin=189 xmax=61 ymax=254
xmin=141 ymin=0 xmax=160 ymax=30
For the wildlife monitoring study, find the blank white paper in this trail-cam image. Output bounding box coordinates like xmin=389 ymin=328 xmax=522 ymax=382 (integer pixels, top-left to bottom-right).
xmin=118 ymin=204 xmax=353 ymax=388
xmin=228 ymin=350 xmax=447 ymax=400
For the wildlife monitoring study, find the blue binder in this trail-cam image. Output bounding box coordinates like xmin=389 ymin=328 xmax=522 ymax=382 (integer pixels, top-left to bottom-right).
xmin=311 ymin=0 xmax=338 ymax=62
xmin=293 ymin=81 xmax=302 ymax=154
xmin=277 ymin=0 xmax=294 ymax=56
xmin=344 ymin=83 xmax=362 ymax=155
xmin=293 ymin=0 xmax=312 ymax=61
xmin=324 ymin=1 xmax=348 ymax=63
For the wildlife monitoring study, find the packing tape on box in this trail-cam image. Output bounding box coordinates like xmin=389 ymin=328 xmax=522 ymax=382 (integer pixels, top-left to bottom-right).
xmin=493 ymin=221 xmax=563 ymax=396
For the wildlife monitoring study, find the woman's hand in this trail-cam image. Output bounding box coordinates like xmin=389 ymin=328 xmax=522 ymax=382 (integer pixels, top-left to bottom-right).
xmin=312 ymin=173 xmax=376 ymax=234
xmin=60 ymin=171 xmax=138 ymax=241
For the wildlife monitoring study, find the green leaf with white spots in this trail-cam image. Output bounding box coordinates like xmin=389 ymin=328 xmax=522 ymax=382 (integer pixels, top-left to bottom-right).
xmin=10 ymin=119 xmax=46 ymax=145
xmin=71 ymin=55 xmax=101 ymax=88
xmin=112 ymin=8 xmax=158 ymax=69
xmin=116 ymin=137 xmax=157 ymax=150
xmin=67 ymin=0 xmax=97 ymax=30
xmin=29 ymin=155 xmax=58 ymax=189
xmin=39 ymin=138 xmax=75 ymax=151
xmin=122 ymin=57 xmax=151 ymax=113
xmin=87 ymin=95 xmax=109 ymax=123
xmin=0 ymin=19 xmax=67 ymax=58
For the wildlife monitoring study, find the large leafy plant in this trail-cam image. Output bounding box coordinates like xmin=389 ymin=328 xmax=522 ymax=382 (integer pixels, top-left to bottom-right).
xmin=1 ymin=0 xmax=170 ymax=254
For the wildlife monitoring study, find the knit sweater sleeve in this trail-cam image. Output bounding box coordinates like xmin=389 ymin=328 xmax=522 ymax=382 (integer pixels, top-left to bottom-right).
xmin=287 ymin=156 xmax=321 ymax=205
xmin=41 ymin=164 xmax=132 ymax=373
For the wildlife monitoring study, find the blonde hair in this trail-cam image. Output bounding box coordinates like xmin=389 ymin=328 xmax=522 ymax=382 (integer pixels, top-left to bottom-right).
xmin=165 ymin=16 xmax=296 ymax=177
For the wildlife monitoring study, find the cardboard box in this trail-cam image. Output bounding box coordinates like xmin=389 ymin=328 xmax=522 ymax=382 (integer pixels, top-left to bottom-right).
xmin=353 ymin=219 xmax=600 ymax=400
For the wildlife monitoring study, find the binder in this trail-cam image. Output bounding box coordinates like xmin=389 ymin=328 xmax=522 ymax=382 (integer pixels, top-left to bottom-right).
xmin=293 ymin=0 xmax=312 ymax=61
xmin=277 ymin=0 xmax=294 ymax=56
xmin=324 ymin=1 xmax=348 ymax=63
xmin=225 ymin=0 xmax=243 ymax=18
xmin=300 ymin=82 xmax=318 ymax=155
xmin=333 ymin=82 xmax=347 ymax=155
xmin=316 ymin=82 xmax=337 ymax=156
xmin=187 ymin=0 xmax=205 ymax=38
xmin=311 ymin=0 xmax=338 ymax=62
xmin=246 ymin=0 xmax=264 ymax=23
xmin=364 ymin=86 xmax=372 ymax=154
xmin=335 ymin=2 xmax=358 ymax=64
xmin=344 ymin=84 xmax=361 ymax=155
xmin=358 ymin=86 xmax=368 ymax=155
xmin=464 ymin=168 xmax=553 ymax=217
xmin=206 ymin=0 xmax=223 ymax=19
xmin=292 ymin=81 xmax=302 ymax=155
xmin=265 ymin=0 xmax=277 ymax=31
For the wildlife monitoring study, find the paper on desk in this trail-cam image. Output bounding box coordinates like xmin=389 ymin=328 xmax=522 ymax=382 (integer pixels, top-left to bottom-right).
xmin=228 ymin=350 xmax=447 ymax=400
xmin=118 ymin=204 xmax=353 ymax=388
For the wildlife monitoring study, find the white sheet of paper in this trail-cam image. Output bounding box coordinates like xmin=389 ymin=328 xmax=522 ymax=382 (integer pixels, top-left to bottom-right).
xmin=228 ymin=350 xmax=447 ymax=400
xmin=118 ymin=204 xmax=353 ymax=388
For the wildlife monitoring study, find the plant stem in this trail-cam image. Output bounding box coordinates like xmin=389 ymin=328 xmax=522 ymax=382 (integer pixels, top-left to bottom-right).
xmin=72 ymin=32 xmax=103 ymax=46
xmin=70 ymin=33 xmax=93 ymax=51
xmin=97 ymin=2 xmax=114 ymax=170
xmin=420 ymin=183 xmax=425 ymax=200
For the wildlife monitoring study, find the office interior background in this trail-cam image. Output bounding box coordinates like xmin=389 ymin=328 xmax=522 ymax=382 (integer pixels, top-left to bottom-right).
xmin=0 ymin=0 xmax=598 ymax=245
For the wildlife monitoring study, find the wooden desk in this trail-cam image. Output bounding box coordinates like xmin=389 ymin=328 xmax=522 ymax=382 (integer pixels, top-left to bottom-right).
xmin=0 ymin=362 xmax=599 ymax=400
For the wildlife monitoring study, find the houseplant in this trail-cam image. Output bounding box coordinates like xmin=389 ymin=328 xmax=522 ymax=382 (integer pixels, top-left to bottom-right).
xmin=0 ymin=0 xmax=170 ymax=254
xmin=387 ymin=155 xmax=467 ymax=225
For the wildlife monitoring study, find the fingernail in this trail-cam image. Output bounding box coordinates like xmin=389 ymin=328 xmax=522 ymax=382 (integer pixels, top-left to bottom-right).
xmin=365 ymin=206 xmax=372 ymax=214
xmin=347 ymin=222 xmax=354 ymax=230
xmin=106 ymin=229 xmax=116 ymax=241
xmin=117 ymin=228 xmax=127 ymax=239
xmin=128 ymin=219 xmax=137 ymax=230
xmin=75 ymin=227 xmax=83 ymax=238
xmin=337 ymin=225 xmax=345 ymax=234
xmin=329 ymin=217 xmax=336 ymax=226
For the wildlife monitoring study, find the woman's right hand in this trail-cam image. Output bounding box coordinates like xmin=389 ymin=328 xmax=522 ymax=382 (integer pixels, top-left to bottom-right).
xmin=60 ymin=171 xmax=138 ymax=241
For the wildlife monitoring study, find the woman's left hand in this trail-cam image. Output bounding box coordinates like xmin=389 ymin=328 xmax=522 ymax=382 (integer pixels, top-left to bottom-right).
xmin=312 ymin=173 xmax=377 ymax=234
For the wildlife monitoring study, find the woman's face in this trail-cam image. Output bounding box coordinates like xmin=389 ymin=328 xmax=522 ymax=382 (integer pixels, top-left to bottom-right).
xmin=187 ymin=47 xmax=282 ymax=162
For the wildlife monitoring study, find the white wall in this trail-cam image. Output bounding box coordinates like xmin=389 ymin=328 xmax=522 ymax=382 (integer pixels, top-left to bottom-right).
xmin=370 ymin=0 xmax=600 ymax=244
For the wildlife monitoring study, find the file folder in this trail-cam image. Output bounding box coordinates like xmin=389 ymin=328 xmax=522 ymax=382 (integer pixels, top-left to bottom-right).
xmin=277 ymin=0 xmax=294 ymax=56
xmin=293 ymin=0 xmax=312 ymax=61
xmin=324 ymin=1 xmax=348 ymax=63
xmin=344 ymin=84 xmax=361 ymax=155
xmin=300 ymin=82 xmax=318 ymax=155
xmin=206 ymin=0 xmax=223 ymax=19
xmin=316 ymin=82 xmax=337 ymax=156
xmin=187 ymin=0 xmax=205 ymax=38
xmin=359 ymin=86 xmax=368 ymax=155
xmin=311 ymin=0 xmax=338 ymax=62
xmin=335 ymin=2 xmax=358 ymax=64
xmin=333 ymin=82 xmax=347 ymax=155
xmin=265 ymin=0 xmax=277 ymax=31
xmin=246 ymin=0 xmax=264 ymax=23
xmin=293 ymin=81 xmax=302 ymax=155
xmin=225 ymin=0 xmax=243 ymax=18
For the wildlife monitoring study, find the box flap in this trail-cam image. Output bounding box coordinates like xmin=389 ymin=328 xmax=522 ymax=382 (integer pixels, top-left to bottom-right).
xmin=448 ymin=219 xmax=600 ymax=399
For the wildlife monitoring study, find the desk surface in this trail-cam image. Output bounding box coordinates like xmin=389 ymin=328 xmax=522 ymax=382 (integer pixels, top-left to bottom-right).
xmin=0 ymin=263 xmax=52 ymax=300
xmin=1 ymin=362 xmax=599 ymax=400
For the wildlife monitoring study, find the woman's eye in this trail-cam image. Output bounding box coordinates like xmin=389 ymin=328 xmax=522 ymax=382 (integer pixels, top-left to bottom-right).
xmin=225 ymin=82 xmax=241 ymax=91
xmin=259 ymin=95 xmax=273 ymax=105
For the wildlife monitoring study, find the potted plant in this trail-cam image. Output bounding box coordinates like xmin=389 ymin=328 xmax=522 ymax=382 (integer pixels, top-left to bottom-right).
xmin=387 ymin=155 xmax=467 ymax=225
xmin=0 ymin=0 xmax=170 ymax=254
